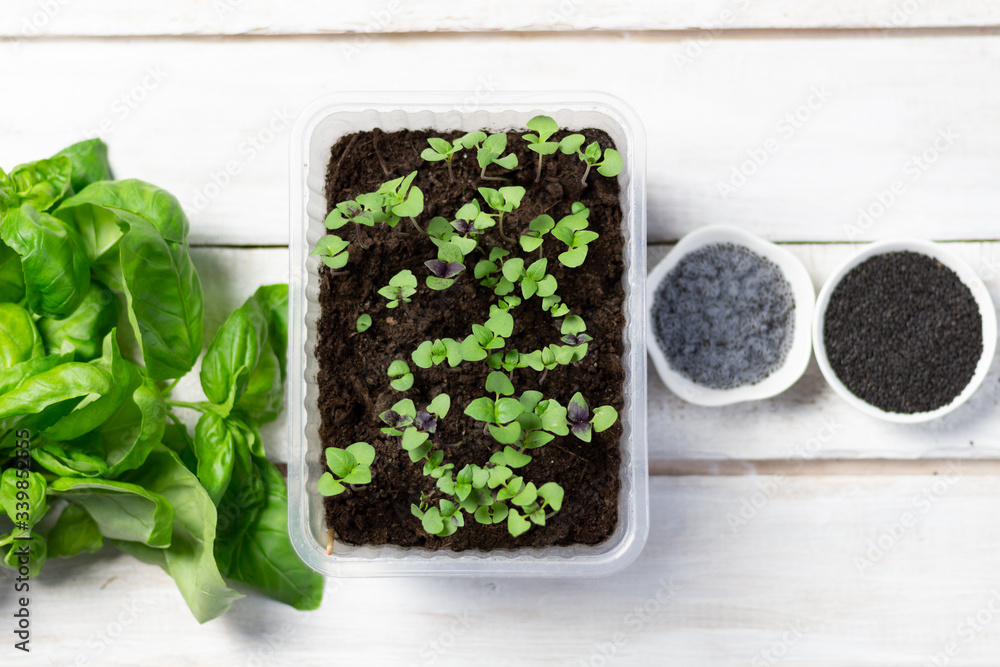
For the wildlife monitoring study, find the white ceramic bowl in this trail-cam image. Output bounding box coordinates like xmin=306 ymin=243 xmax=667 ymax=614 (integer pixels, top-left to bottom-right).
xmin=646 ymin=225 xmax=815 ymax=406
xmin=813 ymin=238 xmax=997 ymax=423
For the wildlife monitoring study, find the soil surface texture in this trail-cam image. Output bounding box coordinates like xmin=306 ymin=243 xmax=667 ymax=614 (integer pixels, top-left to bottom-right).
xmin=316 ymin=127 xmax=626 ymax=550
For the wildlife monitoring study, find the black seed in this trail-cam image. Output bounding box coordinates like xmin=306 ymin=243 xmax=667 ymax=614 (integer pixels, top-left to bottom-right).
xmin=823 ymin=251 xmax=982 ymax=414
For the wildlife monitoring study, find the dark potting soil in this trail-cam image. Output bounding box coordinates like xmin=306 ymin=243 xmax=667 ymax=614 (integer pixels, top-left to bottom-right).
xmin=316 ymin=128 xmax=625 ymax=550
xmin=651 ymin=242 xmax=794 ymax=389
xmin=823 ymin=251 xmax=982 ymax=414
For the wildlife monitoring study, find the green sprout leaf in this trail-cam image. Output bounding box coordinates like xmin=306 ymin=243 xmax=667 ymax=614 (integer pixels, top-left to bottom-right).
xmin=538 ymin=482 xmax=564 ymax=512
xmin=379 ymin=269 xmax=417 ymax=308
xmin=474 ymin=502 xmax=508 ymax=525
xmin=427 ymin=393 xmax=451 ymax=419
xmin=485 ymin=370 xmax=515 ymax=397
xmin=559 ymin=134 xmax=586 ymax=154
xmin=591 ymin=405 xmax=619 ymax=432
xmin=464 ymin=397 xmax=495 ymax=424
xmin=387 ymin=360 xmax=413 ymax=391
xmin=598 ymin=148 xmax=623 ymax=177
xmin=507 ymin=508 xmax=531 ymax=537
xmin=317 ymin=474 xmax=345 ymax=496
xmin=476 ymin=133 xmax=519 ymax=180
xmin=526 ymin=115 xmax=559 ymax=143
xmin=356 ymin=313 xmax=372 ymax=332
xmin=311 ymin=234 xmax=350 ymax=269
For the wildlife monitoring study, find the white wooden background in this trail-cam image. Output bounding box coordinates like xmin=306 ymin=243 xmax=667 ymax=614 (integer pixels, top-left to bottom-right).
xmin=3 ymin=3 xmax=1000 ymax=665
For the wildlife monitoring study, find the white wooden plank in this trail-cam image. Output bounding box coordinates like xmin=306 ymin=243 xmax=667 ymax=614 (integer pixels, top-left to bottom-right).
xmin=3 ymin=35 xmax=1000 ymax=245
xmin=648 ymin=242 xmax=1000 ymax=461
xmin=186 ymin=244 xmax=1000 ymax=464
xmin=3 ymin=0 xmax=1000 ymax=36
xmin=9 ymin=475 xmax=1000 ymax=666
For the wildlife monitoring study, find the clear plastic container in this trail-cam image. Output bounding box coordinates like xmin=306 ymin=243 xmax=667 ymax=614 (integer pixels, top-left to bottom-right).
xmin=288 ymin=92 xmax=648 ymax=577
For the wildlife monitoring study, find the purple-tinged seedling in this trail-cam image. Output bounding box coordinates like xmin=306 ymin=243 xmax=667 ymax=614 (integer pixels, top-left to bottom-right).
xmin=455 ymin=199 xmax=496 ymax=232
xmin=425 ymin=240 xmax=466 ymax=291
xmin=379 ymin=398 xmax=416 ymax=437
xmin=560 ymin=314 xmax=593 ymax=354
xmin=565 ymin=391 xmax=619 ymax=443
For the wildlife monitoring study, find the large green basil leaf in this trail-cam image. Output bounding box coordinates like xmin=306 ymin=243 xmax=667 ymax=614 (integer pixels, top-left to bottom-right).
xmin=99 ymin=364 xmax=166 ymax=477
xmin=41 ymin=331 xmax=129 ymax=442
xmin=0 ymin=203 xmax=90 ymax=319
xmin=234 ymin=342 xmax=283 ymax=425
xmin=0 ymin=240 xmax=24 ymax=304
xmin=0 ymin=532 xmax=47 ymax=578
xmin=32 ymin=431 xmax=109 ymax=477
xmin=37 ymin=281 xmax=119 ymax=361
xmin=0 ymin=361 xmax=111 ymax=424
xmin=49 ymin=476 xmax=173 ymax=548
xmin=214 ymin=425 xmax=265 ymax=563
xmin=194 ymin=412 xmax=236 ymax=506
xmin=55 ymin=179 xmax=188 ymax=250
xmin=254 ymin=284 xmax=288 ymax=378
xmin=0 ymin=402 xmax=78 ymax=456
xmin=0 ymin=169 xmax=11 ymax=212
xmin=119 ymin=217 xmax=203 ymax=381
xmin=162 ymin=419 xmax=198 ymax=473
xmin=232 ymin=284 xmax=288 ymax=424
xmin=201 ymin=293 xmax=267 ymax=411
xmin=218 ymin=457 xmax=323 ymax=611
xmin=53 ymin=139 xmax=112 ymax=193
xmin=0 ymin=354 xmax=69 ymax=398
xmin=47 ymin=503 xmax=104 ymax=559
xmin=114 ymin=446 xmax=243 ymax=624
xmin=2 ymin=156 xmax=72 ymax=213
xmin=0 ymin=469 xmax=49 ymax=529
xmin=0 ymin=303 xmax=44 ymax=371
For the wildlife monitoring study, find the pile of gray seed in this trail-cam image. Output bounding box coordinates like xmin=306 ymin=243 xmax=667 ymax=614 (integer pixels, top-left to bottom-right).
xmin=651 ymin=242 xmax=795 ymax=389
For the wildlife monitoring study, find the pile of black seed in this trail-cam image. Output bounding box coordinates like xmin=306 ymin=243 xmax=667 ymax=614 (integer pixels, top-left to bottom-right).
xmin=823 ymin=251 xmax=982 ymax=414
xmin=651 ymin=242 xmax=795 ymax=389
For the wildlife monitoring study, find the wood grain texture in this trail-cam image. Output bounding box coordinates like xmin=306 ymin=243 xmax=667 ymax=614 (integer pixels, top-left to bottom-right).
xmin=7 ymin=476 xmax=1000 ymax=666
xmin=2 ymin=34 xmax=1000 ymax=245
xmin=3 ymin=0 xmax=1000 ymax=36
